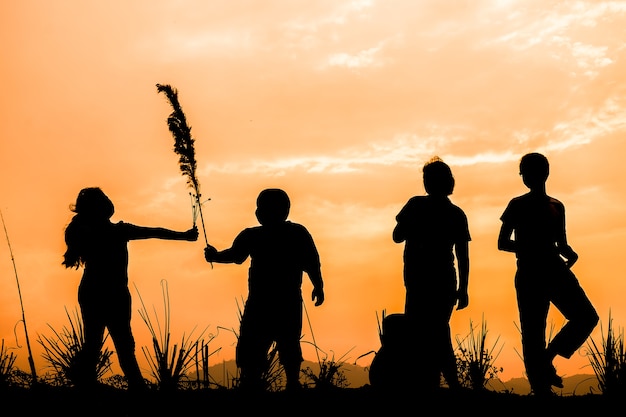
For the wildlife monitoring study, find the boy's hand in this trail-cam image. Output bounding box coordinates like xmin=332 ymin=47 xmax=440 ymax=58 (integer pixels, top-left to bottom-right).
xmin=312 ymin=287 xmax=324 ymax=306
xmin=456 ymin=289 xmax=469 ymax=310
xmin=564 ymin=251 xmax=578 ymax=268
xmin=204 ymin=245 xmax=218 ymax=262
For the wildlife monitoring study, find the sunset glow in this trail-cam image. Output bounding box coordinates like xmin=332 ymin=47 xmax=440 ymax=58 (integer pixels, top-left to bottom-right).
xmin=2 ymin=1 xmax=626 ymax=383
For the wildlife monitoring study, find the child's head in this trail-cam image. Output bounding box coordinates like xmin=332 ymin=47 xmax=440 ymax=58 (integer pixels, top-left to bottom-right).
xmin=519 ymin=152 xmax=549 ymax=189
xmin=423 ymin=156 xmax=455 ymax=196
xmin=255 ymin=188 xmax=290 ymax=225
xmin=71 ymin=187 xmax=114 ymax=220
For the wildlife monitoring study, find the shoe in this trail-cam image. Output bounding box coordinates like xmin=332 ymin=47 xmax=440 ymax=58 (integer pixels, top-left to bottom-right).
xmin=532 ymin=386 xmax=555 ymax=397
xmin=547 ymin=363 xmax=563 ymax=388
xmin=286 ymin=381 xmax=303 ymax=392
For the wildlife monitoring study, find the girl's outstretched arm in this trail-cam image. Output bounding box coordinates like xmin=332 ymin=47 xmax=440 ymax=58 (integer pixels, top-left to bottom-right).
xmin=127 ymin=224 xmax=198 ymax=241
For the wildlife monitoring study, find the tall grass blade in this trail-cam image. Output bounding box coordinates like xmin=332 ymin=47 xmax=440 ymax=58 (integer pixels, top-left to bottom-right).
xmin=585 ymin=311 xmax=625 ymax=396
xmin=1 ymin=209 xmax=37 ymax=383
xmin=137 ymin=280 xmax=211 ymax=391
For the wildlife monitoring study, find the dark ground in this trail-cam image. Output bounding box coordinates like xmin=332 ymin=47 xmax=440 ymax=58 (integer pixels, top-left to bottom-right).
xmin=4 ymin=384 xmax=618 ymax=416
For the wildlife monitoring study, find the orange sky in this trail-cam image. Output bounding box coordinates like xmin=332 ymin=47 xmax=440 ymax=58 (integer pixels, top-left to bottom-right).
xmin=2 ymin=1 xmax=626 ymax=384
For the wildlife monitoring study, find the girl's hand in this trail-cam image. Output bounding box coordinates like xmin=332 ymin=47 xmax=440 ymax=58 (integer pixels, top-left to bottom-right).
xmin=186 ymin=226 xmax=199 ymax=241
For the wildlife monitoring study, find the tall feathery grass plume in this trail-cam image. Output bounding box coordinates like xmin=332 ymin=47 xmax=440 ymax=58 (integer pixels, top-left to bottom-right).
xmin=156 ymin=83 xmax=208 ymax=246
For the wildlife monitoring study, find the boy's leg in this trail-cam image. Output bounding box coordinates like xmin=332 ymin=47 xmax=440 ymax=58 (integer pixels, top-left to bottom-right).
xmin=516 ymin=270 xmax=551 ymax=394
xmin=440 ymin=322 xmax=460 ymax=390
xmin=548 ymin=268 xmax=599 ymax=360
xmin=276 ymin=309 xmax=304 ymax=391
xmin=282 ymin=359 xmax=303 ymax=391
xmin=237 ymin=301 xmax=278 ymax=392
xmin=405 ymin=289 xmax=443 ymax=391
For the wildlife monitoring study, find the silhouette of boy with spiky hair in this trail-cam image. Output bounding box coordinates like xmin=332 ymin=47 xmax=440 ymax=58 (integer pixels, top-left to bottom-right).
xmin=498 ymin=152 xmax=598 ymax=396
xmin=204 ymin=188 xmax=324 ymax=392
xmin=393 ymin=156 xmax=470 ymax=391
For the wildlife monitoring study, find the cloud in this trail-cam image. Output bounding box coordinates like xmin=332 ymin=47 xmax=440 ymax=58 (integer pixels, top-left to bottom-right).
xmin=198 ymin=91 xmax=626 ymax=177
xmin=484 ymin=1 xmax=624 ymax=78
xmin=324 ymin=44 xmax=384 ymax=69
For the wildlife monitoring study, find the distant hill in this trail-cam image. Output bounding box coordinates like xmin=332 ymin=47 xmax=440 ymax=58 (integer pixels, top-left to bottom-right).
xmin=203 ymin=359 xmax=371 ymax=389
xmin=203 ymin=359 xmax=600 ymax=395
xmin=493 ymin=373 xmax=601 ymax=396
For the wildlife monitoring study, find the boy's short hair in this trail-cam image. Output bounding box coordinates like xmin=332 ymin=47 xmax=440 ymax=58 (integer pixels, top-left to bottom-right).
xmin=520 ymin=152 xmax=549 ymax=181
xmin=256 ymin=188 xmax=290 ymax=224
xmin=423 ymin=157 xmax=455 ymax=196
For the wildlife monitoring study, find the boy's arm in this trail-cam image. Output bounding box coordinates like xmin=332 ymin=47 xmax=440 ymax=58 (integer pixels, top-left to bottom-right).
xmin=557 ymin=244 xmax=578 ymax=268
xmin=204 ymin=245 xmax=247 ymax=264
xmin=455 ymin=240 xmax=469 ymax=310
xmin=308 ymin=268 xmax=324 ymax=306
xmin=556 ymin=232 xmax=578 ymax=268
xmin=555 ymin=205 xmax=578 ymax=268
xmin=497 ymin=222 xmax=516 ymax=253
xmin=204 ymin=230 xmax=250 ymax=265
xmin=392 ymin=222 xmax=406 ymax=243
xmin=392 ymin=201 xmax=411 ymax=243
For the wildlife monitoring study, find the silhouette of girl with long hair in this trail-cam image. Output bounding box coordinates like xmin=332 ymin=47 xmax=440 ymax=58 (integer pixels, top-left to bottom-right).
xmin=62 ymin=187 xmax=198 ymax=390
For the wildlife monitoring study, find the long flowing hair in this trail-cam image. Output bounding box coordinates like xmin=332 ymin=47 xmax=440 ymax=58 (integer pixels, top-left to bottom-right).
xmin=62 ymin=187 xmax=114 ymax=269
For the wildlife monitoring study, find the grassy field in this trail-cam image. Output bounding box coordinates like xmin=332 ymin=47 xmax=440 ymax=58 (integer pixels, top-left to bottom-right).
xmin=4 ymin=383 xmax=618 ymax=416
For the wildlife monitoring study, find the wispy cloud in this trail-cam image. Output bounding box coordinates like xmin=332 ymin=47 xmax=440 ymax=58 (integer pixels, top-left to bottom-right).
xmin=485 ymin=1 xmax=624 ymax=77
xmin=324 ymin=43 xmax=385 ymax=69
xmin=199 ymin=92 xmax=626 ymax=176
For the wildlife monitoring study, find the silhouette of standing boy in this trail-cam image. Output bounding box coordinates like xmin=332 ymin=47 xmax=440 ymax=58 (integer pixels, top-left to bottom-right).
xmin=393 ymin=157 xmax=470 ymax=391
xmin=62 ymin=187 xmax=198 ymax=391
xmin=498 ymin=153 xmax=598 ymax=396
xmin=204 ymin=188 xmax=324 ymax=392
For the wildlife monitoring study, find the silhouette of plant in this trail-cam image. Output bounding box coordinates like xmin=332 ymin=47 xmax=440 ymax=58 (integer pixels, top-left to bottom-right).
xmin=301 ymin=301 xmax=350 ymax=390
xmin=187 ymin=334 xmax=223 ymax=390
xmin=301 ymin=349 xmax=350 ymax=390
xmin=585 ymin=311 xmax=625 ymax=396
xmin=455 ymin=315 xmax=503 ymax=391
xmin=0 ymin=339 xmax=17 ymax=388
xmin=261 ymin=342 xmax=285 ymax=392
xmin=37 ymin=307 xmax=113 ymax=387
xmin=136 ymin=280 xmax=211 ymax=392
xmin=226 ymin=297 xmax=285 ymax=392
xmin=2 ymin=209 xmax=38 ymax=384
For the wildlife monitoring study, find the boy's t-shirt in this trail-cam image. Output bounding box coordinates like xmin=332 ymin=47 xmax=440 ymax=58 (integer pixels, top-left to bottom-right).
xmin=500 ymin=192 xmax=565 ymax=262
xmin=395 ymin=195 xmax=470 ymax=280
xmin=229 ymin=220 xmax=321 ymax=299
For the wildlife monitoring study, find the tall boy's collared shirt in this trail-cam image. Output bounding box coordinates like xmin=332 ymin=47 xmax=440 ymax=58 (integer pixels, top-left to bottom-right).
xmin=500 ymin=192 xmax=565 ymax=262
xmin=228 ymin=220 xmax=321 ymax=299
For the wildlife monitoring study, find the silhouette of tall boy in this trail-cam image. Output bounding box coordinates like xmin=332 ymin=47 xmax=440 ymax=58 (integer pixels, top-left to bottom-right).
xmin=498 ymin=152 xmax=598 ymax=396
xmin=393 ymin=157 xmax=470 ymax=391
xmin=204 ymin=188 xmax=324 ymax=392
